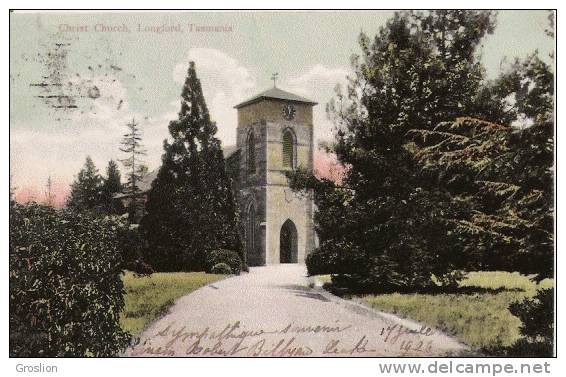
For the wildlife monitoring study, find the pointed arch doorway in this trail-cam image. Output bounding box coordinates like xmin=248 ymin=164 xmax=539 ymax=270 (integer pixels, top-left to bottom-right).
xmin=280 ymin=219 xmax=298 ymax=263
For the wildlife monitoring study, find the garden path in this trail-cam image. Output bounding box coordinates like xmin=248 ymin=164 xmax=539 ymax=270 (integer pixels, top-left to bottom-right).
xmin=127 ymin=264 xmax=467 ymax=357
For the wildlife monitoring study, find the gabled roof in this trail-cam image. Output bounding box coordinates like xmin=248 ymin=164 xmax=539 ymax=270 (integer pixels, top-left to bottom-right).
xmin=234 ymin=87 xmax=317 ymax=109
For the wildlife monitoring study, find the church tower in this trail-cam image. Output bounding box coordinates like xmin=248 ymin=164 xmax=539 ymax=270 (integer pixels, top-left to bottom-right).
xmin=233 ymin=86 xmax=317 ymax=266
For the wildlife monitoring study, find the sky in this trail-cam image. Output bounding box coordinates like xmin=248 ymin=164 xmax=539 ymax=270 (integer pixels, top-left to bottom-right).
xmin=9 ymin=10 xmax=554 ymax=205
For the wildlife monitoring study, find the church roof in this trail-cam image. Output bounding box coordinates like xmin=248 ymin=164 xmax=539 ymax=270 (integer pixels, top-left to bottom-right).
xmin=113 ymin=169 xmax=158 ymax=199
xmin=234 ymin=87 xmax=317 ymax=109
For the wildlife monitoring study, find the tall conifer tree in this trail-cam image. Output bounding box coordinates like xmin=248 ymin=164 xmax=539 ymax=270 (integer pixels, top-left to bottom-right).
xmin=141 ymin=62 xmax=241 ymax=271
xmin=119 ymin=119 xmax=147 ymax=221
xmin=67 ymin=156 xmax=103 ymax=212
xmin=101 ymin=160 xmax=123 ymax=214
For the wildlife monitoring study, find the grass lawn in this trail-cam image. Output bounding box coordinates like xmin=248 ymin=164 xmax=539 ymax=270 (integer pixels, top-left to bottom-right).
xmin=353 ymin=271 xmax=553 ymax=351
xmin=120 ymin=271 xmax=227 ymax=336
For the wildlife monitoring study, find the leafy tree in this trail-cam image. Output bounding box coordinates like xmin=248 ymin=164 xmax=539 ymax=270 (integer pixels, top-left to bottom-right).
xmin=119 ymin=119 xmax=147 ymax=221
xmin=67 ymin=156 xmax=103 ymax=212
xmin=141 ymin=62 xmax=241 ymax=271
xmin=101 ymin=160 xmax=123 ymax=214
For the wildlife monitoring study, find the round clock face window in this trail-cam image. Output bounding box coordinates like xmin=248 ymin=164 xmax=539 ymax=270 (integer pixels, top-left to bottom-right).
xmin=282 ymin=104 xmax=296 ymax=121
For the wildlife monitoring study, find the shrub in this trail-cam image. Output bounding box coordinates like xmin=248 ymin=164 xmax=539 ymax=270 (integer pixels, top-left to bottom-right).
xmin=206 ymin=249 xmax=241 ymax=275
xmin=211 ymin=263 xmax=232 ymax=275
xmin=507 ymin=288 xmax=554 ymax=356
xmin=306 ymin=240 xmax=417 ymax=293
xmin=305 ymin=244 xmax=336 ymax=276
xmin=115 ymin=219 xmax=153 ymax=276
xmin=9 ymin=203 xmax=131 ymax=357
xmin=306 ymin=240 xmax=366 ymax=276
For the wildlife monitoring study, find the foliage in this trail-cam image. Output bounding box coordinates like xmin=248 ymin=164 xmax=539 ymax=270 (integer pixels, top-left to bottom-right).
xmin=66 ymin=156 xmax=104 ymax=212
xmin=491 ymin=53 xmax=554 ymax=126
xmin=9 ymin=203 xmax=130 ymax=357
xmin=115 ymin=218 xmax=154 ymax=276
xmin=141 ymin=62 xmax=241 ymax=272
xmin=408 ymin=117 xmax=553 ymax=280
xmin=505 ymin=288 xmax=554 ymax=356
xmin=120 ymin=271 xmax=225 ymax=335
xmin=206 ymin=249 xmax=242 ymax=275
xmin=210 ymin=263 xmax=233 ymax=275
xmin=101 ymin=160 xmax=124 ymax=214
xmin=293 ymin=11 xmax=499 ymax=291
xmin=292 ymin=10 xmax=553 ymax=293
xmin=119 ymin=119 xmax=148 ymax=221
xmin=358 ymin=271 xmax=553 ymax=351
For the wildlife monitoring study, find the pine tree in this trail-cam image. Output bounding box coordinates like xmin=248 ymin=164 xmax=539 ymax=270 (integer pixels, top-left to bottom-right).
xmin=67 ymin=156 xmax=103 ymax=212
xmin=101 ymin=160 xmax=123 ymax=214
xmin=141 ymin=62 xmax=241 ymax=271
xmin=119 ymin=119 xmax=147 ymax=221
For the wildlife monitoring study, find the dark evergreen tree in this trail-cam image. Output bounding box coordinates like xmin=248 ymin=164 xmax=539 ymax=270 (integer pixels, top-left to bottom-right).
xmin=407 ymin=22 xmax=554 ymax=281
xmin=291 ymin=10 xmax=499 ymax=292
xmin=141 ymin=62 xmax=241 ymax=271
xmin=101 ymin=160 xmax=123 ymax=214
xmin=292 ymin=10 xmax=553 ymax=293
xmin=119 ymin=119 xmax=147 ymax=221
xmin=67 ymin=156 xmax=103 ymax=212
xmin=408 ymin=116 xmax=553 ymax=280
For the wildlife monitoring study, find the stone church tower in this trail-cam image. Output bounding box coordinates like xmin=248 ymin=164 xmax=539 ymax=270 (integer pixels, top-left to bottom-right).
xmin=230 ymin=87 xmax=317 ymax=266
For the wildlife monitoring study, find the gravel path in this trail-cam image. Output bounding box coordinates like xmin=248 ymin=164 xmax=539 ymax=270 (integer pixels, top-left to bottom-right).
xmin=127 ymin=264 xmax=467 ymax=357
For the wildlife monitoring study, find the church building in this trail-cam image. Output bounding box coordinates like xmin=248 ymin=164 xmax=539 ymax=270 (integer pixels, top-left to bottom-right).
xmin=225 ymin=86 xmax=317 ymax=266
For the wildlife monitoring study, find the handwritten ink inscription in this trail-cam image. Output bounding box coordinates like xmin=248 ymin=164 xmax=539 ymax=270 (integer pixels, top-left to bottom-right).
xmin=128 ymin=321 xmax=439 ymax=357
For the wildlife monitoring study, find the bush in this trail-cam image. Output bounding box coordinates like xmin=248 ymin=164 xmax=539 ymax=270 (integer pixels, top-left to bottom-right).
xmin=115 ymin=219 xmax=153 ymax=276
xmin=206 ymin=249 xmax=242 ymax=275
xmin=507 ymin=288 xmax=554 ymax=356
xmin=307 ymin=240 xmax=425 ymax=294
xmin=211 ymin=262 xmax=232 ymax=275
xmin=9 ymin=203 xmax=131 ymax=357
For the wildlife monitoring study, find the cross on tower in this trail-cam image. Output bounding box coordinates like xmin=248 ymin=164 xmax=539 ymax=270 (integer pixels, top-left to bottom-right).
xmin=271 ymin=73 xmax=279 ymax=88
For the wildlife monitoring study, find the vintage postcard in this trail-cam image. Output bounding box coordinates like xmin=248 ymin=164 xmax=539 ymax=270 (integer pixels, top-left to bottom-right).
xmin=8 ymin=7 xmax=556 ymax=369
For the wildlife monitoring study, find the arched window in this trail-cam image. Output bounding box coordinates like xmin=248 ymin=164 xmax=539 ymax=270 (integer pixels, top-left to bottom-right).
xmin=282 ymin=129 xmax=294 ymax=168
xmin=247 ymin=132 xmax=255 ymax=174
